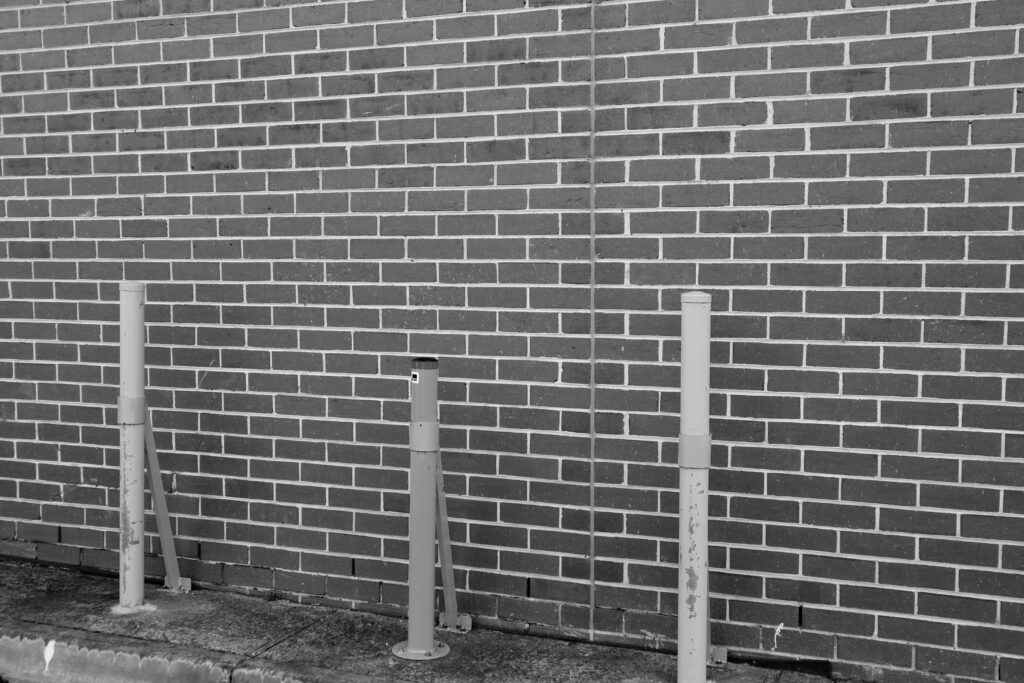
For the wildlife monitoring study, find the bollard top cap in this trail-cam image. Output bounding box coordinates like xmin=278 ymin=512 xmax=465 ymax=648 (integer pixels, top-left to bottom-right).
xmin=120 ymin=281 xmax=145 ymax=292
xmin=412 ymin=357 xmax=438 ymax=369
xmin=681 ymin=291 xmax=712 ymax=304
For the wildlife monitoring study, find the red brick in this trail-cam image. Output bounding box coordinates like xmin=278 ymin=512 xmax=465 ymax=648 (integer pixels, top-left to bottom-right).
xmin=697 ymin=0 xmax=766 ymax=19
xmin=771 ymin=42 xmax=844 ymax=69
xmin=892 ymin=4 xmax=972 ymax=33
xmin=976 ymin=0 xmax=1024 ymax=26
xmin=697 ymin=47 xmax=767 ymax=73
xmin=919 ymin=647 xmax=998 ymax=680
xmin=960 ymin=625 xmax=1024 ymax=657
xmin=837 ymin=639 xmax=913 ymax=671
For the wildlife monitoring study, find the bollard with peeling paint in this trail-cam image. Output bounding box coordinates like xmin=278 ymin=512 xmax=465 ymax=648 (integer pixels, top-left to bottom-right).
xmin=679 ymin=292 xmax=711 ymax=683
xmin=118 ymin=282 xmax=147 ymax=610
xmin=392 ymin=358 xmax=449 ymax=660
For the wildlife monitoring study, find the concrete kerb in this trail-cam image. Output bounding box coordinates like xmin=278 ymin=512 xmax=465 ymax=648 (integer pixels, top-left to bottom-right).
xmin=0 ymin=623 xmax=231 ymax=683
xmin=0 ymin=619 xmax=362 ymax=683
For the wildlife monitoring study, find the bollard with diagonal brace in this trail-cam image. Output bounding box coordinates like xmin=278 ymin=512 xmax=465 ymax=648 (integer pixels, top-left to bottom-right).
xmin=116 ymin=282 xmax=190 ymax=613
xmin=393 ymin=358 xmax=470 ymax=661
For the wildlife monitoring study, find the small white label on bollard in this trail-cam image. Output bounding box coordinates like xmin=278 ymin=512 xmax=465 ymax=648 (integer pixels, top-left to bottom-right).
xmin=411 ymin=372 xmax=420 ymax=383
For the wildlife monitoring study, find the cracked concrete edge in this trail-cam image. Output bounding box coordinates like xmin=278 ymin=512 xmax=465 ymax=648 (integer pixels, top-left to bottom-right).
xmin=0 ymin=629 xmax=232 ymax=683
xmin=0 ymin=618 xmax=370 ymax=683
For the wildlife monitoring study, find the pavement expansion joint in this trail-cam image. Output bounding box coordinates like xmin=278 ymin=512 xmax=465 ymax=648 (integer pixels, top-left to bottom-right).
xmin=247 ymin=612 xmax=334 ymax=660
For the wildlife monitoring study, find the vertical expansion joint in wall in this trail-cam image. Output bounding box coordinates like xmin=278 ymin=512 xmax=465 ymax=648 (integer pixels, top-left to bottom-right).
xmin=587 ymin=0 xmax=599 ymax=645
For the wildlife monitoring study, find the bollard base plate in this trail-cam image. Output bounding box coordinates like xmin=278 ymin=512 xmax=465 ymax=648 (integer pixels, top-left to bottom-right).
xmin=392 ymin=640 xmax=450 ymax=660
xmin=110 ymin=602 xmax=157 ymax=615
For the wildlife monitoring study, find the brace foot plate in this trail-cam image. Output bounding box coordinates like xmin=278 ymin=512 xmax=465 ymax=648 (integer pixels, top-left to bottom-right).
xmin=437 ymin=613 xmax=472 ymax=633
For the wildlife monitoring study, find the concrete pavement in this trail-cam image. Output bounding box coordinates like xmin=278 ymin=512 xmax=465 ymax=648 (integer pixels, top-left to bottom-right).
xmin=0 ymin=558 xmax=834 ymax=683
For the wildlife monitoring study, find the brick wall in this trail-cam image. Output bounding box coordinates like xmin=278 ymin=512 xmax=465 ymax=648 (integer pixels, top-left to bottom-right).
xmin=1 ymin=0 xmax=1022 ymax=680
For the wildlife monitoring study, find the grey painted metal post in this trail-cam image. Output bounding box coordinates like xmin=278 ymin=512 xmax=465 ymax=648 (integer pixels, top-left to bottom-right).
xmin=392 ymin=358 xmax=449 ymax=660
xmin=679 ymin=292 xmax=711 ymax=683
xmin=117 ymin=282 xmax=147 ymax=610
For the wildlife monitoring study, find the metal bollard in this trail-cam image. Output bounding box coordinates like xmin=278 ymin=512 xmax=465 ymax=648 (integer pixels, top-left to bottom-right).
xmin=679 ymin=292 xmax=711 ymax=683
xmin=117 ymin=282 xmax=148 ymax=611
xmin=392 ymin=358 xmax=449 ymax=660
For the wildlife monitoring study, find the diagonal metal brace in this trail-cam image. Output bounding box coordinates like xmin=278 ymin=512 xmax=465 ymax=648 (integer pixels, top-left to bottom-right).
xmin=434 ymin=452 xmax=471 ymax=633
xmin=144 ymin=411 xmax=191 ymax=594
